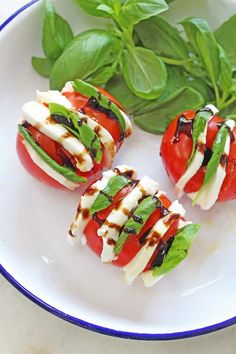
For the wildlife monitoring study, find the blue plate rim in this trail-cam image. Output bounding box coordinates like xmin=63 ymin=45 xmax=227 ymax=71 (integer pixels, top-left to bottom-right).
xmin=1 ymin=0 xmax=236 ymax=340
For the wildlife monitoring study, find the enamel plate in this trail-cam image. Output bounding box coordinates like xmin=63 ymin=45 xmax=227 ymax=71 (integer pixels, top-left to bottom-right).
xmin=1 ymin=0 xmax=236 ymax=340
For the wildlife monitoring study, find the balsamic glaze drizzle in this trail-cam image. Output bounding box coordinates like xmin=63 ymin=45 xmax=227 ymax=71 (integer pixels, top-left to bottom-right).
xmin=173 ymin=115 xmax=193 ymax=143
xmin=150 ymin=236 xmax=175 ymax=269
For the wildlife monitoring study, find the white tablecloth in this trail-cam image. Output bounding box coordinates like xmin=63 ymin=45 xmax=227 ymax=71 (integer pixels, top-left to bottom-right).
xmin=1 ymin=2 xmax=236 ymax=353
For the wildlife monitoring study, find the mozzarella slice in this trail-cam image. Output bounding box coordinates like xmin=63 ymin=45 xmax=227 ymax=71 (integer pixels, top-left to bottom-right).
xmin=98 ymin=176 xmax=159 ymax=263
xmin=67 ymin=165 xmax=137 ymax=245
xmin=22 ymin=101 xmax=93 ymax=172
xmin=188 ymin=119 xmax=235 ymax=210
xmin=36 ymin=90 xmax=72 ymax=109
xmin=175 ymin=105 xmax=218 ymax=198
xmin=123 ymin=200 xmax=185 ymax=284
xmin=61 ymin=81 xmax=74 ymax=93
xmin=23 ymin=140 xmax=79 ymax=190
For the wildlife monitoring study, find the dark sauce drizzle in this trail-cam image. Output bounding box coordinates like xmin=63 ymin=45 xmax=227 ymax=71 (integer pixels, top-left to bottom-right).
xmin=86 ymin=96 xmax=124 ymax=142
xmin=150 ymin=236 xmax=175 ymax=269
xmin=173 ymin=115 xmax=193 ymax=143
xmin=51 ymin=114 xmax=74 ymax=129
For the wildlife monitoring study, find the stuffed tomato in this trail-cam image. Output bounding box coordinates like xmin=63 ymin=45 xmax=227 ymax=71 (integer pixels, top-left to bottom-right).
xmin=68 ymin=165 xmax=199 ymax=287
xmin=17 ymin=79 xmax=132 ymax=190
xmin=160 ymin=104 xmax=236 ymax=210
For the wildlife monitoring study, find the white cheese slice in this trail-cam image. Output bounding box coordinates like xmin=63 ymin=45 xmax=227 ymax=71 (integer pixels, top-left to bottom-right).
xmin=36 ymin=90 xmax=72 ymax=109
xmin=175 ymin=105 xmax=218 ymax=198
xmin=188 ymin=119 xmax=235 ymax=210
xmin=123 ymin=201 xmax=185 ymax=285
xmin=119 ymin=109 xmax=133 ymax=137
xmin=98 ymin=176 xmax=159 ymax=263
xmin=22 ymin=101 xmax=93 ymax=172
xmin=61 ymin=81 xmax=74 ymax=93
xmin=23 ymin=140 xmax=78 ymax=190
xmin=67 ymin=165 xmax=137 ymax=245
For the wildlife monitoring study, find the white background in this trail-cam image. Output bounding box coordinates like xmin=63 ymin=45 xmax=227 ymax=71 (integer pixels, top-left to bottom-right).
xmin=1 ymin=1 xmax=236 ymax=353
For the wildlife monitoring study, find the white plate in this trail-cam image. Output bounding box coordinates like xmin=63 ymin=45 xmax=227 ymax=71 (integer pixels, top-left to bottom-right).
xmin=1 ymin=0 xmax=236 ymax=340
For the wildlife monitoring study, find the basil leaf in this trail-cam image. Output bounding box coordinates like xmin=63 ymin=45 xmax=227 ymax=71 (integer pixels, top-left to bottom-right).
xmin=90 ymin=175 xmax=132 ymax=215
xmin=181 ymin=17 xmax=220 ymax=89
xmin=152 ymin=224 xmax=200 ymax=277
xmin=198 ymin=123 xmax=229 ymax=190
xmin=72 ymin=79 xmax=126 ymax=133
xmin=215 ymin=15 xmax=236 ymax=71
xmin=188 ymin=108 xmax=213 ymax=164
xmin=122 ymin=46 xmax=167 ymax=100
xmin=134 ymin=86 xmax=204 ymax=134
xmin=49 ymin=103 xmax=102 ymax=163
xmin=50 ymin=30 xmax=119 ymax=90
xmin=88 ymin=65 xmax=117 ymax=86
xmin=114 ymin=196 xmax=160 ymax=255
xmin=97 ymin=4 xmax=114 ymax=16
xmin=218 ymin=44 xmax=232 ymax=95
xmin=135 ymin=16 xmax=189 ymax=60
xmin=76 ymin=0 xmax=113 ymax=18
xmin=42 ymin=0 xmax=73 ymax=60
xmin=186 ymin=76 xmax=214 ymax=103
xmin=31 ymin=57 xmax=54 ymax=77
xmin=18 ymin=125 xmax=87 ymax=183
xmin=119 ymin=0 xmax=169 ymax=27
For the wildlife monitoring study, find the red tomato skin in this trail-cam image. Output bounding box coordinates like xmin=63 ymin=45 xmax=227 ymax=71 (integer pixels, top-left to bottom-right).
xmin=160 ymin=110 xmax=236 ymax=202
xmin=16 ymin=88 xmax=124 ymax=190
xmin=84 ymin=188 xmax=178 ymax=269
xmin=16 ymin=133 xmax=103 ymax=191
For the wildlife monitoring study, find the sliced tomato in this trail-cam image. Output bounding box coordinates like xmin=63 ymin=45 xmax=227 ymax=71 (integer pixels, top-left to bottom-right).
xmin=84 ymin=190 xmax=178 ymax=269
xmin=160 ymin=110 xmax=236 ymax=202
xmin=62 ymin=89 xmax=123 ymax=147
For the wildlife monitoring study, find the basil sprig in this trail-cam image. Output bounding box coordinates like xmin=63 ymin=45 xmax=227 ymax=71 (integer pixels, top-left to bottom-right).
xmin=194 ymin=122 xmax=230 ymax=201
xmin=114 ymin=196 xmax=161 ymax=255
xmin=72 ymin=79 xmax=126 ymax=134
xmin=188 ymin=108 xmax=213 ymax=165
xmin=49 ymin=103 xmax=102 ymax=163
xmin=90 ymin=174 xmax=132 ymax=215
xmin=152 ymin=224 xmax=200 ymax=277
xmin=18 ymin=125 xmax=87 ymax=183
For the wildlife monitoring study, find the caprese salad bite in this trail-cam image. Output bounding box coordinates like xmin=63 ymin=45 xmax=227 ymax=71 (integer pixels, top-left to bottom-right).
xmin=17 ymin=80 xmax=132 ymax=190
xmin=160 ymin=104 xmax=236 ymax=210
xmin=68 ymin=165 xmax=199 ymax=287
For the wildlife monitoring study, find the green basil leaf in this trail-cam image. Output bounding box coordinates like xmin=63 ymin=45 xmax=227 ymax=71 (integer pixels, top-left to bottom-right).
xmin=42 ymin=0 xmax=73 ymax=60
xmin=50 ymin=30 xmax=119 ymax=90
xmin=198 ymin=123 xmax=229 ymax=190
xmin=135 ymin=16 xmax=189 ymax=60
xmin=49 ymin=103 xmax=102 ymax=163
xmin=76 ymin=0 xmax=113 ymax=18
xmin=96 ymin=4 xmax=114 ymax=15
xmin=218 ymin=44 xmax=232 ymax=95
xmin=122 ymin=46 xmax=167 ymax=100
xmin=72 ymin=79 xmax=126 ymax=133
xmin=114 ymin=196 xmax=160 ymax=255
xmin=31 ymin=57 xmax=54 ymax=77
xmin=181 ymin=17 xmax=220 ymax=89
xmin=188 ymin=108 xmax=213 ymax=164
xmin=88 ymin=65 xmax=117 ymax=86
xmin=18 ymin=125 xmax=87 ymax=183
xmin=134 ymin=86 xmax=204 ymax=134
xmin=215 ymin=15 xmax=236 ymax=71
xmin=90 ymin=175 xmax=132 ymax=215
xmin=152 ymin=224 xmax=200 ymax=277
xmin=186 ymin=76 xmax=214 ymax=103
xmin=119 ymin=0 xmax=169 ymax=27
